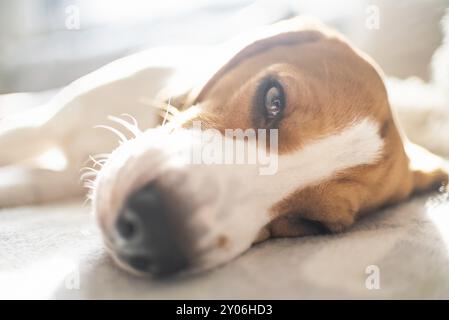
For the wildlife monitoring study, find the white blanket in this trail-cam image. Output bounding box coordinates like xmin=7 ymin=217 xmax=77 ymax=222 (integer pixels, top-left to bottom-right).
xmin=1 ymin=191 xmax=448 ymax=299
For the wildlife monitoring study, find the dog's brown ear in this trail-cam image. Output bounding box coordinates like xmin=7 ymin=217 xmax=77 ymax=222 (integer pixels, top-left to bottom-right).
xmin=406 ymin=142 xmax=449 ymax=194
xmin=185 ymin=16 xmax=330 ymax=106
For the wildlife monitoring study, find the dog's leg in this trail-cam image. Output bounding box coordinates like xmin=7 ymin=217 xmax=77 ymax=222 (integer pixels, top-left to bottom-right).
xmin=0 ymin=105 xmax=58 ymax=166
xmin=0 ymin=165 xmax=83 ymax=207
xmin=406 ymin=142 xmax=449 ymax=194
xmin=0 ymin=56 xmax=180 ymax=206
xmin=288 ymin=182 xmax=363 ymax=233
xmin=0 ymin=101 xmax=91 ymax=207
xmin=253 ymin=215 xmax=324 ymax=244
xmin=270 ymin=174 xmax=380 ymax=235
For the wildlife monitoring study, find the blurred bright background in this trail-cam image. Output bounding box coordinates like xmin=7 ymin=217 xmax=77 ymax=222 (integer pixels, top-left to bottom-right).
xmin=0 ymin=0 xmax=447 ymax=95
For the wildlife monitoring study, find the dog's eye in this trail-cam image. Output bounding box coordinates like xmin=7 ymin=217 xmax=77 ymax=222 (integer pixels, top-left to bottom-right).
xmin=264 ymin=86 xmax=283 ymax=119
xmin=253 ymin=78 xmax=285 ymax=127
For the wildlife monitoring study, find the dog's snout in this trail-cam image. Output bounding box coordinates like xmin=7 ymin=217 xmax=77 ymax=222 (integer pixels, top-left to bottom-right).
xmin=115 ymin=184 xmax=163 ymax=242
xmin=113 ymin=182 xmax=189 ymax=277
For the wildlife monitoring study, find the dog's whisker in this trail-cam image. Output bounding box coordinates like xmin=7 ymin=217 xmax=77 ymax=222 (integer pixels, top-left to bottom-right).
xmin=92 ymin=153 xmax=111 ymax=161
xmin=94 ymin=125 xmax=128 ymax=143
xmin=82 ymin=196 xmax=92 ymax=207
xmin=79 ymin=173 xmax=95 ymax=182
xmin=96 ymin=159 xmax=107 ymax=165
xmin=165 ymin=105 xmax=180 ymax=116
xmin=120 ymin=112 xmax=137 ymax=121
xmin=83 ymin=189 xmax=95 ymax=206
xmin=81 ymin=158 xmax=91 ymax=168
xmin=161 ymin=98 xmax=173 ymax=127
xmin=80 ymin=172 xmax=98 ymax=183
xmin=83 ymin=178 xmax=96 ymax=188
xmin=80 ymin=166 xmax=99 ymax=174
xmin=81 ymin=156 xmax=100 ymax=168
xmin=86 ymin=178 xmax=94 ymax=185
xmin=80 ymin=174 xmax=94 ymax=183
xmin=158 ymin=111 xmax=175 ymax=123
xmin=162 ymin=109 xmax=169 ymax=127
xmin=108 ymin=115 xmax=142 ymax=137
xmin=163 ymin=103 xmax=180 ymax=116
xmin=88 ymin=155 xmax=104 ymax=168
xmin=80 ymin=171 xmax=97 ymax=180
xmin=79 ymin=166 xmax=99 ymax=182
xmin=120 ymin=113 xmax=140 ymax=128
xmin=140 ymin=97 xmax=179 ymax=115
xmin=162 ymin=105 xmax=201 ymax=131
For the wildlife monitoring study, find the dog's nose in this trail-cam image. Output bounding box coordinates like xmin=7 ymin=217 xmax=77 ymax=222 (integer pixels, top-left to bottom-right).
xmin=114 ymin=182 xmax=189 ymax=277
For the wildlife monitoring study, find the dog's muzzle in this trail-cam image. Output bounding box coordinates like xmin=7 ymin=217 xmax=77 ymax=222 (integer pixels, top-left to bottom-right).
xmin=93 ymin=128 xmax=273 ymax=277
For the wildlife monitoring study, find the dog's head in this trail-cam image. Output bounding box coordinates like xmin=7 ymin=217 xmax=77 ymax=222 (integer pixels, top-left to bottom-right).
xmin=92 ymin=18 xmax=392 ymax=277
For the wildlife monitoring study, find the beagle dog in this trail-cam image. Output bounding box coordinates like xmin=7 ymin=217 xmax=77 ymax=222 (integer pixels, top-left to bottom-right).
xmin=0 ymin=18 xmax=448 ymax=277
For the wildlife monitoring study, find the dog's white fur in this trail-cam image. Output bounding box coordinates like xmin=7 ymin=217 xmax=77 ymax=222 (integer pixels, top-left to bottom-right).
xmin=94 ymin=118 xmax=383 ymax=270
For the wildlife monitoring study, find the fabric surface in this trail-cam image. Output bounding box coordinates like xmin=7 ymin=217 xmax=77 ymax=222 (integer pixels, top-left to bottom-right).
xmin=1 ymin=191 xmax=448 ymax=299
